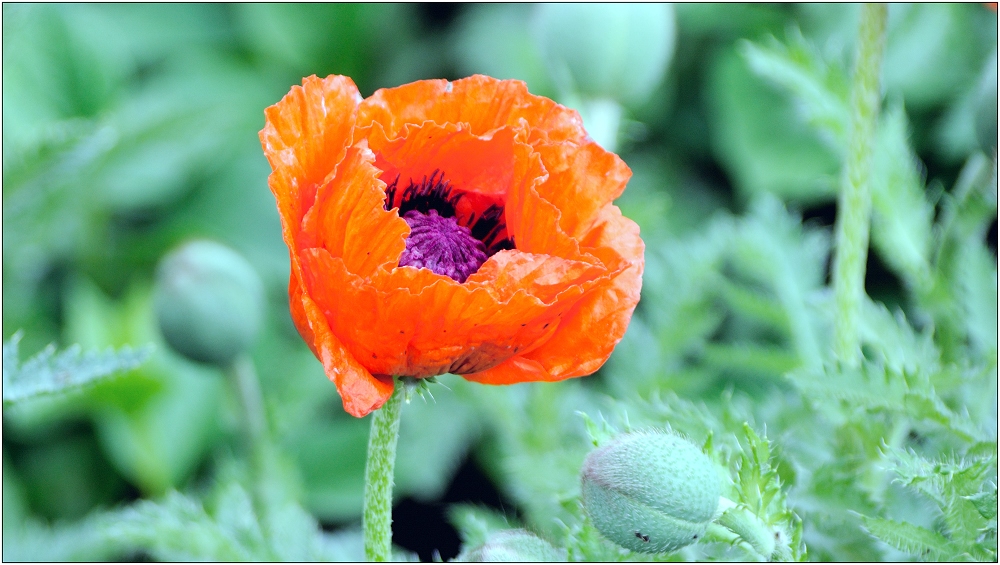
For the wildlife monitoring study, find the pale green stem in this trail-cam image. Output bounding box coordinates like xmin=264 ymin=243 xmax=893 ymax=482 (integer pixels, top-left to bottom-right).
xmin=225 ymin=352 xmax=292 ymax=548
xmin=832 ymin=3 xmax=888 ymax=367
xmin=227 ymin=354 xmax=273 ymax=511
xmin=229 ymin=354 xmax=267 ymax=451
xmin=363 ymin=379 xmax=404 ymax=562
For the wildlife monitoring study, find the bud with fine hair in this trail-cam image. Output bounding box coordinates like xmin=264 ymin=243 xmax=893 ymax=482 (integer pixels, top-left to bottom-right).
xmin=154 ymin=240 xmax=264 ymax=367
xmin=581 ymin=429 xmax=721 ymax=554
xmin=456 ymin=529 xmax=566 ymax=562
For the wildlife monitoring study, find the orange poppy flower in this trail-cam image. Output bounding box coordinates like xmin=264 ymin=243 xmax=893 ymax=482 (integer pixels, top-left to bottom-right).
xmin=260 ymin=75 xmax=644 ymax=417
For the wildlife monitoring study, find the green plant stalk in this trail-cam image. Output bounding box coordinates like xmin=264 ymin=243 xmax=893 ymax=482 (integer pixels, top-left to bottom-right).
xmin=230 ymin=354 xmax=267 ymax=451
xmin=227 ymin=354 xmax=276 ymax=517
xmin=363 ymin=379 xmax=404 ymax=562
xmin=831 ymin=3 xmax=888 ymax=367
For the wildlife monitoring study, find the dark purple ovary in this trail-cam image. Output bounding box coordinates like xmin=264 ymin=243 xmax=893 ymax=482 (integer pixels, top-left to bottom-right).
xmin=398 ymin=210 xmax=488 ymax=283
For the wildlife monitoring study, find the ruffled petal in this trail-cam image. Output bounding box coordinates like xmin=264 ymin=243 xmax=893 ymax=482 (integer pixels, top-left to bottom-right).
xmin=533 ymin=141 xmax=632 ymax=240
xmin=357 ymin=75 xmax=587 ymax=146
xmin=466 ymin=250 xmax=603 ymax=305
xmin=300 ymin=142 xmax=409 ymax=279
xmin=260 ymin=75 xmax=362 ymax=238
xmin=299 ymin=246 xmax=605 ymax=379
xmin=502 ymin=148 xmax=584 ymax=260
xmin=364 ymin=121 xmax=521 ymax=235
xmin=518 ymin=205 xmax=644 ymax=379
xmin=288 ymin=272 xmax=317 ymax=358
xmin=296 ymin=270 xmax=394 ymax=417
xmin=461 ymin=355 xmax=552 ymax=385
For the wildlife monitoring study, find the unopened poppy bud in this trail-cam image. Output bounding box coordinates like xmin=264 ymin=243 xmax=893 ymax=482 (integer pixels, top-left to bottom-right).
xmin=581 ymin=430 xmax=721 ymax=554
xmin=534 ymin=3 xmax=675 ymax=106
xmin=154 ymin=240 xmax=264 ymax=366
xmin=457 ymin=529 xmax=566 ymax=562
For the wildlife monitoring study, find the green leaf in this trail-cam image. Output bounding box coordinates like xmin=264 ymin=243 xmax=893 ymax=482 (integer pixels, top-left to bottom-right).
xmin=61 ymin=277 xmax=226 ymax=496
xmin=956 ymin=242 xmax=999 ymax=359
xmin=2 ymin=331 xmax=151 ymax=407
xmin=706 ymin=45 xmax=839 ymax=203
xmin=788 ymin=362 xmax=907 ymax=415
xmin=964 ymin=487 xmax=998 ymax=520
xmin=100 ymin=491 xmax=257 ymax=561
xmin=858 ymin=300 xmax=940 ymax=376
xmin=725 ymin=196 xmax=830 ymax=369
xmin=741 ymin=31 xmax=850 ymax=151
xmin=869 ymin=104 xmax=934 ymax=288
xmin=731 ymin=424 xmax=805 ymax=561
xmin=860 ymin=515 xmax=954 ymax=560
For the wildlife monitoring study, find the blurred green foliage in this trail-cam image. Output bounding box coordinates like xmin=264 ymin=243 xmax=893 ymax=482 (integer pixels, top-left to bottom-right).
xmin=3 ymin=3 xmax=997 ymax=562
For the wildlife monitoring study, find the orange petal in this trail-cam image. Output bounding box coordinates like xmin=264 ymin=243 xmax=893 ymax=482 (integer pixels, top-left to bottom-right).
xmin=503 ymin=148 xmax=584 ymax=260
xmin=520 ymin=205 xmax=644 ymax=379
xmin=466 ymin=249 xmax=603 ymax=305
xmin=260 ymin=75 xmax=361 ymax=238
xmin=289 ymin=271 xmax=318 ymax=359
xmin=366 ymin=121 xmax=518 ymax=203
xmin=297 ymin=277 xmax=393 ymax=417
xmin=357 ymin=75 xmax=587 ymax=145
xmin=533 ymin=141 xmax=632 ymax=239
xmin=300 ymin=142 xmax=409 ymax=279
xmin=298 ymin=244 xmax=607 ymax=379
xmin=461 ymin=354 xmax=553 ymax=385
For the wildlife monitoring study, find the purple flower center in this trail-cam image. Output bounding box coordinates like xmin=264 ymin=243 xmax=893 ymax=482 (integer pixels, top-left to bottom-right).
xmin=399 ymin=210 xmax=488 ymax=283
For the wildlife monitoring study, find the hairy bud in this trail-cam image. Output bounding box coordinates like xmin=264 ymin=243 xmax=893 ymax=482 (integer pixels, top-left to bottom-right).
xmin=581 ymin=430 xmax=721 ymax=553
xmin=154 ymin=240 xmax=264 ymax=366
xmin=457 ymin=529 xmax=565 ymax=562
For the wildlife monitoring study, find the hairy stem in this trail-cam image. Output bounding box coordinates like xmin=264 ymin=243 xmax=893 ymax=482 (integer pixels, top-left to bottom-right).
xmin=831 ymin=3 xmax=888 ymax=366
xmin=363 ymin=379 xmax=404 ymax=562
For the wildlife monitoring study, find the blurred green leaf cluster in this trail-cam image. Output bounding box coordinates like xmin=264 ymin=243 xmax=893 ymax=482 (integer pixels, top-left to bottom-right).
xmin=3 ymin=3 xmax=997 ymax=562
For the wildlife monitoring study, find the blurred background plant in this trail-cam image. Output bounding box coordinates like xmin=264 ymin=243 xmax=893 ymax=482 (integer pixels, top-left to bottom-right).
xmin=2 ymin=3 xmax=996 ymax=562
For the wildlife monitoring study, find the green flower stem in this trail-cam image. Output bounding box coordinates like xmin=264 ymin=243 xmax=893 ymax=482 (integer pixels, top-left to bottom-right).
xmin=363 ymin=378 xmax=404 ymax=562
xmin=229 ymin=354 xmax=267 ymax=450
xmin=831 ymin=3 xmax=888 ymax=367
xmin=227 ymin=354 xmax=276 ymax=515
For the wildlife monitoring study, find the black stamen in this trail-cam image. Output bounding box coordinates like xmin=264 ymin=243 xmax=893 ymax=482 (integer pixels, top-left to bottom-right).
xmin=469 ymin=204 xmax=513 ymax=254
xmin=383 ymin=175 xmax=400 ymax=211
xmin=488 ymin=237 xmax=514 ymax=255
xmin=383 ymin=169 xmax=515 ymax=257
xmin=396 ymin=169 xmax=461 ymax=217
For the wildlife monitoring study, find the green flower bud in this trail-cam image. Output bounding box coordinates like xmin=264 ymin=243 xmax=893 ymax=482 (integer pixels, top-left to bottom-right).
xmin=154 ymin=240 xmax=264 ymax=366
xmin=534 ymin=3 xmax=676 ymax=107
xmin=581 ymin=430 xmax=721 ymax=554
xmin=457 ymin=529 xmax=566 ymax=562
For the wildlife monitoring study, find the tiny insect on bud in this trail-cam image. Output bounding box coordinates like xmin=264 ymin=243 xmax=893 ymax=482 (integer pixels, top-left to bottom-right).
xmin=580 ymin=429 xmax=722 ymax=554
xmin=456 ymin=529 xmax=566 ymax=562
xmin=153 ymin=240 xmax=265 ymax=367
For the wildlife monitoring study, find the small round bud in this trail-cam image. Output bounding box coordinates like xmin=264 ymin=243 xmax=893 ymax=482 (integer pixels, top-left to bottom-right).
xmin=534 ymin=4 xmax=676 ymax=107
xmin=581 ymin=430 xmax=721 ymax=554
xmin=154 ymin=240 xmax=264 ymax=366
xmin=457 ymin=529 xmax=566 ymax=562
